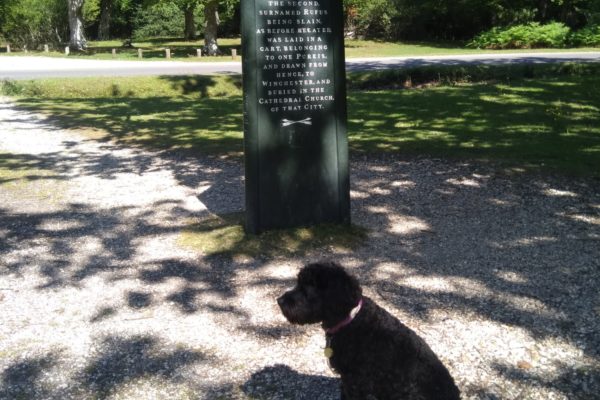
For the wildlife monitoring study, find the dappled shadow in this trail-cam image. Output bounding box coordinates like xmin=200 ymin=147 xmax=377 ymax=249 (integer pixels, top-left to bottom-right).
xmin=0 ymin=355 xmax=60 ymax=400
xmin=14 ymin=95 xmax=243 ymax=155
xmin=491 ymin=360 xmax=599 ymax=398
xmin=9 ymin=72 xmax=600 ymax=175
xmin=81 ymin=335 xmax=204 ymax=399
xmin=242 ymin=364 xmax=339 ymax=400
xmin=0 ymin=335 xmax=206 ymax=400
xmin=2 ymin=80 xmax=600 ymax=398
xmin=240 ymin=324 xmax=305 ymax=340
xmin=178 ymin=212 xmax=366 ymax=259
xmin=160 ymin=75 xmax=242 ymax=97
xmin=347 ymin=76 xmax=600 ymax=176
xmin=350 ymin=157 xmax=600 ymax=361
xmin=0 ymin=201 xmax=258 ymax=320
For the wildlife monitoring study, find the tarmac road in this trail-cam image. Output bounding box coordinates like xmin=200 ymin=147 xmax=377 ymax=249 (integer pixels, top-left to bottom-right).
xmin=1 ymin=52 xmax=599 ymax=80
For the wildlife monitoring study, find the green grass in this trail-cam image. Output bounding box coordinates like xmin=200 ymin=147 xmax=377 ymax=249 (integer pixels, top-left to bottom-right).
xmin=2 ymin=65 xmax=599 ymax=176
xmin=1 ymin=37 xmax=598 ymax=61
xmin=0 ymin=75 xmax=244 ymax=154
xmin=0 ymin=37 xmax=242 ymax=62
xmin=343 ymin=39 xmax=599 ymax=58
xmin=179 ymin=212 xmax=368 ymax=257
xmin=0 ymin=74 xmax=242 ymax=98
xmin=348 ymin=78 xmax=600 ymax=175
xmin=0 ymin=151 xmax=55 ymax=186
xmin=0 ymin=151 xmax=65 ymax=201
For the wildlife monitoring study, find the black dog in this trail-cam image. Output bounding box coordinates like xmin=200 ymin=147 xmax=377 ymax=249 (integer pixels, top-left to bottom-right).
xmin=277 ymin=261 xmax=460 ymax=400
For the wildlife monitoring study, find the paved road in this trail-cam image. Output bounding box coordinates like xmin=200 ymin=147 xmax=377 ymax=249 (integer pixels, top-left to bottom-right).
xmin=1 ymin=52 xmax=599 ymax=79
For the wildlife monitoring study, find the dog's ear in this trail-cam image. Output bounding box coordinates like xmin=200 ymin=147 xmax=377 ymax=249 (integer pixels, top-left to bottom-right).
xmin=314 ymin=268 xmax=331 ymax=291
xmin=315 ymin=263 xmax=362 ymax=326
xmin=301 ymin=261 xmax=333 ymax=289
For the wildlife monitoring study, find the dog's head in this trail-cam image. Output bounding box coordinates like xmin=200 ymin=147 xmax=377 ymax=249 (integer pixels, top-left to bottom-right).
xmin=277 ymin=261 xmax=362 ymax=327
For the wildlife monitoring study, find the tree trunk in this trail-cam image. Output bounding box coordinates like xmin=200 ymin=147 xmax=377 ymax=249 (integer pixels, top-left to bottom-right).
xmin=204 ymin=0 xmax=220 ymax=56
xmin=184 ymin=5 xmax=196 ymax=40
xmin=68 ymin=0 xmax=87 ymax=50
xmin=538 ymin=0 xmax=549 ymax=21
xmin=98 ymin=0 xmax=113 ymax=41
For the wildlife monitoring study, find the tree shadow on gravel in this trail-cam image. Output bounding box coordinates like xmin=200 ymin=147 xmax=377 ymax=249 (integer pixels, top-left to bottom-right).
xmin=2 ymin=101 xmax=600 ymax=398
xmin=490 ymin=361 xmax=598 ymax=399
xmin=81 ymin=335 xmax=205 ymax=399
xmin=0 ymin=335 xmax=206 ymax=400
xmin=345 ymin=157 xmax=600 ymax=398
xmin=242 ymin=364 xmax=339 ymax=400
xmin=0 ymin=355 xmax=60 ymax=400
xmin=0 ymin=202 xmax=256 ymax=319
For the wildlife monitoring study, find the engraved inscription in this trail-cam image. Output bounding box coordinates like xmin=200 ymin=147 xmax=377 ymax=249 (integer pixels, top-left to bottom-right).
xmin=255 ymin=0 xmax=335 ymax=115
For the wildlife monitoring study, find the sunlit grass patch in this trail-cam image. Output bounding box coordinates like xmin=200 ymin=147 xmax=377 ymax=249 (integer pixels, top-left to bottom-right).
xmin=0 ymin=152 xmax=65 ymax=202
xmin=0 ymin=75 xmax=242 ymax=99
xmin=347 ymin=75 xmax=600 ymax=176
xmin=179 ymin=212 xmax=368 ymax=257
xmin=3 ymin=66 xmax=600 ymax=177
xmin=0 ymin=152 xmax=54 ymax=185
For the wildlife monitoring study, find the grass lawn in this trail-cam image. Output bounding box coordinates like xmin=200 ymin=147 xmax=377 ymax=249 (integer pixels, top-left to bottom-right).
xmin=2 ymin=69 xmax=599 ymax=177
xmin=1 ymin=37 xmax=598 ymax=61
xmin=349 ymin=79 xmax=599 ymax=175
xmin=343 ymin=40 xmax=600 ymax=58
xmin=179 ymin=212 xmax=367 ymax=257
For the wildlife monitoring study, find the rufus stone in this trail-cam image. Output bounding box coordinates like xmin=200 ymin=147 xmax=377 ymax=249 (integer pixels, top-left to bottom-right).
xmin=242 ymin=0 xmax=350 ymax=234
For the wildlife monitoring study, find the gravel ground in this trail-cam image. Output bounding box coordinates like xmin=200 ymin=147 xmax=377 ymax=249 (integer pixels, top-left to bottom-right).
xmin=1 ymin=97 xmax=599 ymax=400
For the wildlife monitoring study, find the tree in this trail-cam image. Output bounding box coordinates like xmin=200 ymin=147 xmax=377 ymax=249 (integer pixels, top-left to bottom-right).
xmin=98 ymin=0 xmax=113 ymax=39
xmin=1 ymin=0 xmax=68 ymax=48
xmin=68 ymin=0 xmax=87 ymax=49
xmin=162 ymin=0 xmax=201 ymax=40
xmin=182 ymin=0 xmax=197 ymax=40
xmin=204 ymin=0 xmax=219 ymax=55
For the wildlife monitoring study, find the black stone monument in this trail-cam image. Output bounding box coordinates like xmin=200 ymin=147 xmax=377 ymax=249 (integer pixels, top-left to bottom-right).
xmin=242 ymin=0 xmax=350 ymax=234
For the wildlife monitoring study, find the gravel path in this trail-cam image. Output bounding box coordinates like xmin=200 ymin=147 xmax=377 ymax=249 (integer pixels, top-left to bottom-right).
xmin=1 ymin=97 xmax=599 ymax=399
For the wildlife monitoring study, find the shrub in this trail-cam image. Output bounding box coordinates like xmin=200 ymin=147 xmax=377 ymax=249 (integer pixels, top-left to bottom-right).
xmin=345 ymin=0 xmax=397 ymax=40
xmin=132 ymin=2 xmax=185 ymax=40
xmin=569 ymin=25 xmax=600 ymax=46
xmin=0 ymin=0 xmax=68 ymax=49
xmin=468 ymin=22 xmax=571 ymax=49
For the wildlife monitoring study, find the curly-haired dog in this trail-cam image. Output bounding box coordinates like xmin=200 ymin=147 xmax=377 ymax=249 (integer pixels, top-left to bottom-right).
xmin=277 ymin=261 xmax=460 ymax=400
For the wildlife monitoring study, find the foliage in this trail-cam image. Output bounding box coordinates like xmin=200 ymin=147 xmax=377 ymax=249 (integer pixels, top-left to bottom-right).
xmin=217 ymin=0 xmax=241 ymax=37
xmin=468 ymin=22 xmax=571 ymax=49
xmin=384 ymin=0 xmax=597 ymax=41
xmin=344 ymin=0 xmax=397 ymax=39
xmin=2 ymin=0 xmax=599 ymax=46
xmin=390 ymin=0 xmax=497 ymax=40
xmin=132 ymin=2 xmax=188 ymax=39
xmin=569 ymin=24 xmax=600 ymax=46
xmin=83 ymin=0 xmax=102 ymax=26
xmin=0 ymin=0 xmax=68 ymax=48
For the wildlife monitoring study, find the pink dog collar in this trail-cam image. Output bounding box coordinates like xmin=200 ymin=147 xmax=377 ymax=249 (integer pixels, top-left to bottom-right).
xmin=325 ymin=298 xmax=363 ymax=335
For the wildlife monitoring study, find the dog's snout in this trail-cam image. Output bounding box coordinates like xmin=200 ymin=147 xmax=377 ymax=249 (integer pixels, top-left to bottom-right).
xmin=277 ymin=295 xmax=285 ymax=307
